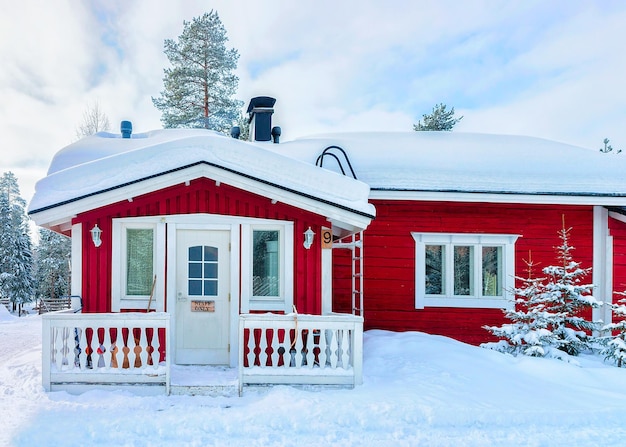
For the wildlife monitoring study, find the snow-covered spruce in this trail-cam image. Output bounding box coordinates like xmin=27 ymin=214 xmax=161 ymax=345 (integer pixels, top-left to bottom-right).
xmin=33 ymin=228 xmax=71 ymax=302
xmin=483 ymin=224 xmax=601 ymax=359
xmin=600 ymin=293 xmax=626 ymax=367
xmin=0 ymin=171 xmax=34 ymax=312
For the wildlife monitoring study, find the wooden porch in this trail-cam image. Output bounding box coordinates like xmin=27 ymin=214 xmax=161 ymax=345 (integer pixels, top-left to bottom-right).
xmin=42 ymin=311 xmax=363 ymax=396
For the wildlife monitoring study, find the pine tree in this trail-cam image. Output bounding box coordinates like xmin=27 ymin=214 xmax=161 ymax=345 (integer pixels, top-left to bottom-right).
xmin=34 ymin=228 xmax=71 ymax=302
xmin=483 ymin=254 xmax=560 ymax=357
xmin=483 ymin=222 xmax=600 ymax=359
xmin=541 ymin=224 xmax=600 ymax=355
xmin=601 ymin=293 xmax=626 ymax=367
xmin=152 ymin=11 xmax=243 ymax=133
xmin=413 ymin=103 xmax=463 ymax=131
xmin=0 ymin=172 xmax=34 ymax=313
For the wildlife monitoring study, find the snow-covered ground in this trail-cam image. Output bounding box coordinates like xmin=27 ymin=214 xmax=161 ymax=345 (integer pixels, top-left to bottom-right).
xmin=2 ymin=306 xmax=626 ymax=447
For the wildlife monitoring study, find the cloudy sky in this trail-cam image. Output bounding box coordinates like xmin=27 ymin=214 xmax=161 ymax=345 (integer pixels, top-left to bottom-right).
xmin=2 ymin=0 xmax=626 ymax=204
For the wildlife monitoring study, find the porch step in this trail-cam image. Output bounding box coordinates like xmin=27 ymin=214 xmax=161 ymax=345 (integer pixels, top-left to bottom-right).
xmin=169 ymin=365 xmax=239 ymax=397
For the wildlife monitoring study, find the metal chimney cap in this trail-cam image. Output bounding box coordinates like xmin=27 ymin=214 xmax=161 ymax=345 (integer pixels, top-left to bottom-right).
xmin=246 ymin=96 xmax=276 ymax=114
xmin=120 ymin=121 xmax=132 ymax=138
xmin=271 ymin=126 xmax=281 ymax=144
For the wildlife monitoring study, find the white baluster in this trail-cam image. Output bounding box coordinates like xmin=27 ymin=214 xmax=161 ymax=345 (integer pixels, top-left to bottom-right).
xmin=270 ymin=329 xmax=280 ymax=368
xmin=294 ymin=328 xmax=304 ymax=368
xmin=102 ymin=327 xmax=112 ymax=369
xmin=61 ymin=327 xmax=70 ymax=368
xmin=150 ymin=328 xmax=161 ymax=369
xmin=329 ymin=330 xmax=338 ymax=369
xmin=71 ymin=327 xmax=79 ymax=369
xmin=109 ymin=327 xmax=119 ymax=369
xmin=93 ymin=328 xmax=105 ymax=368
xmin=52 ymin=327 xmax=62 ymax=371
xmin=57 ymin=327 xmax=63 ymax=369
xmin=318 ymin=330 xmax=328 ymax=369
xmin=130 ymin=328 xmax=140 ymax=370
xmin=340 ymin=330 xmax=350 ymax=369
xmin=138 ymin=327 xmax=148 ymax=370
xmin=281 ymin=329 xmax=291 ymax=369
xmin=305 ymin=329 xmax=314 ymax=368
xmin=259 ymin=328 xmax=268 ymax=368
xmin=78 ymin=326 xmax=88 ymax=369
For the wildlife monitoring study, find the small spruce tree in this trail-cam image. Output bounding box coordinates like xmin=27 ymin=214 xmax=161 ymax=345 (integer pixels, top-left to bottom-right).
xmin=483 ymin=253 xmax=560 ymax=357
xmin=541 ymin=224 xmax=600 ymax=355
xmin=483 ymin=221 xmax=601 ymax=359
xmin=601 ymin=293 xmax=626 ymax=367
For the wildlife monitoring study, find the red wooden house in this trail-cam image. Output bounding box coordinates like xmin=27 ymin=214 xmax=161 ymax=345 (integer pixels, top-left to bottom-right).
xmin=29 ymin=97 xmax=626 ymax=393
xmin=30 ymin=98 xmax=373 ymax=393
xmin=268 ymin=132 xmax=626 ymax=345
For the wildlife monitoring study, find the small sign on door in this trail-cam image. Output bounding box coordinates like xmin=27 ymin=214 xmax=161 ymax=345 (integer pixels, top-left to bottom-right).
xmin=191 ymin=300 xmax=215 ymax=312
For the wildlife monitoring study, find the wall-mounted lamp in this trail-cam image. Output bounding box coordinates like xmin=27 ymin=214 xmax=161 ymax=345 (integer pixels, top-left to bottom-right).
xmin=90 ymin=224 xmax=102 ymax=248
xmin=303 ymin=227 xmax=315 ymax=249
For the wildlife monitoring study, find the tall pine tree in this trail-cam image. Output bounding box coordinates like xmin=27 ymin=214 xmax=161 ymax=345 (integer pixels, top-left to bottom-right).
xmin=0 ymin=172 xmax=34 ymax=313
xmin=152 ymin=11 xmax=243 ymax=132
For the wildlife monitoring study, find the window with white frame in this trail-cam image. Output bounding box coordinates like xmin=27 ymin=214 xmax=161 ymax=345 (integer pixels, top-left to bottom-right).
xmin=412 ymin=233 xmax=518 ymax=309
xmin=241 ymin=223 xmax=293 ymax=312
xmin=112 ymin=219 xmax=165 ymax=311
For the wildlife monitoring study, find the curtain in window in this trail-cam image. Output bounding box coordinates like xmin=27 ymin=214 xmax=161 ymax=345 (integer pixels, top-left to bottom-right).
xmin=253 ymin=230 xmax=279 ymax=296
xmin=126 ymin=229 xmax=154 ymax=295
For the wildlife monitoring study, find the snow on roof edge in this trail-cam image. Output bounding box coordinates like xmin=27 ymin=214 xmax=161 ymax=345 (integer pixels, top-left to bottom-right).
xmin=28 ymin=131 xmax=376 ymax=221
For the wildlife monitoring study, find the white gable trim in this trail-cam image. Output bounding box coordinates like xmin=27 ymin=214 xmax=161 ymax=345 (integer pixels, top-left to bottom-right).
xmin=30 ymin=163 xmax=374 ymax=235
xmin=370 ymin=190 xmax=626 ymax=206
xmin=71 ymin=223 xmax=82 ymax=306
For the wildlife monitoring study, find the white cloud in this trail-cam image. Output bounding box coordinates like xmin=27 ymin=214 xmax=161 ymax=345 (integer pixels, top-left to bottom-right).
xmin=2 ymin=0 xmax=626 ymax=205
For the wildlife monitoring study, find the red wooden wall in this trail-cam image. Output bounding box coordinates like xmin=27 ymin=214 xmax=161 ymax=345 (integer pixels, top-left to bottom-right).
xmin=610 ymin=216 xmax=626 ymax=300
xmin=334 ymin=201 xmax=596 ymax=345
xmin=75 ymin=177 xmax=326 ymax=315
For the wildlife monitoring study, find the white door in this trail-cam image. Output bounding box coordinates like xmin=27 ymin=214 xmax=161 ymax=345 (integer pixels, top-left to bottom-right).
xmin=175 ymin=229 xmax=230 ymax=364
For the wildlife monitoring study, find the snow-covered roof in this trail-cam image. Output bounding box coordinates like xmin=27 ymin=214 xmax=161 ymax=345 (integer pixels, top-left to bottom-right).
xmin=29 ymin=129 xmax=626 ymax=232
xmin=265 ymin=132 xmax=626 ymax=200
xmin=28 ymin=129 xmax=375 ymax=231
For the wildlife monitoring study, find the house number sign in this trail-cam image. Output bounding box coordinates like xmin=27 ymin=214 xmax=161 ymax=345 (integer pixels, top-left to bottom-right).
xmin=191 ymin=300 xmax=215 ymax=312
xmin=321 ymin=227 xmax=333 ymax=249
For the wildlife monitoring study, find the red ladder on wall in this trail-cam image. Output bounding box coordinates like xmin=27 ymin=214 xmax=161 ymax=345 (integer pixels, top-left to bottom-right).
xmin=333 ymin=231 xmax=363 ymax=317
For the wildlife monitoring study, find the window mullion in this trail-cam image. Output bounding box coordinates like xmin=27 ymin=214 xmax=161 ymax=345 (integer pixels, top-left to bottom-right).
xmin=475 ymin=244 xmax=482 ymax=298
xmin=445 ymin=243 xmax=454 ymax=296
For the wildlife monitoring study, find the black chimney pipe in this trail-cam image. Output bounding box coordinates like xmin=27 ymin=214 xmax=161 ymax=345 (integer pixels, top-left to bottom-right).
xmin=121 ymin=121 xmax=132 ymax=139
xmin=247 ymin=96 xmax=276 ymax=142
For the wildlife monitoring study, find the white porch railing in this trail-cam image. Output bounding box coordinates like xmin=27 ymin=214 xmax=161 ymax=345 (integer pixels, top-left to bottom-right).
xmin=42 ymin=312 xmax=170 ymax=395
xmin=238 ymin=313 xmax=363 ymax=395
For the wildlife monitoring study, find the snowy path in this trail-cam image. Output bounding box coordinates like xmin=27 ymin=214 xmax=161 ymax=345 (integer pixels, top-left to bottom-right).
xmin=2 ymin=314 xmax=626 ymax=446
xmin=0 ymin=315 xmax=44 ymax=447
